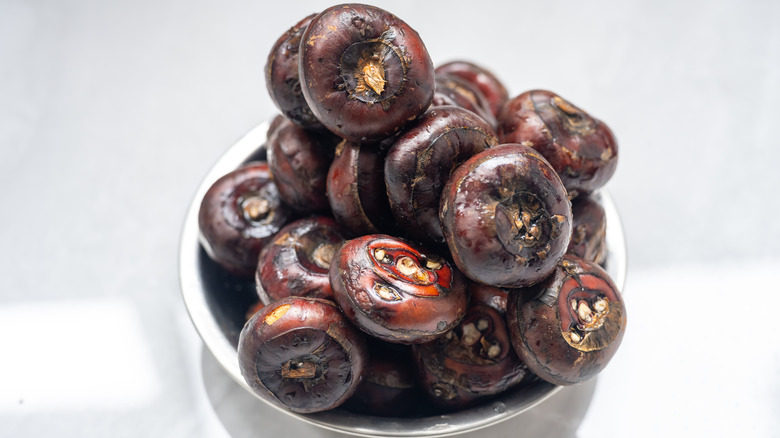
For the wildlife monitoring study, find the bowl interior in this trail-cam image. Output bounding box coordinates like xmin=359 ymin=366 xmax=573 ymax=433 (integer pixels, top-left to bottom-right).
xmin=179 ymin=120 xmax=627 ymax=437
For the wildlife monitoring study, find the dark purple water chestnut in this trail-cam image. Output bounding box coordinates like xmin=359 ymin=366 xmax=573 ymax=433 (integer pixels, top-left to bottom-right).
xmin=198 ymin=162 xmax=294 ymax=277
xmin=412 ymin=283 xmax=529 ymax=409
xmin=266 ymin=14 xmax=323 ymax=130
xmin=430 ymin=91 xmax=459 ymax=108
xmin=238 ymin=296 xmax=368 ymax=413
xmin=440 ymin=144 xmax=572 ymax=288
xmin=435 ymin=60 xmax=509 ymax=118
xmin=567 ymin=194 xmax=607 ymax=265
xmin=385 ymin=106 xmax=498 ymax=244
xmin=330 ymin=234 xmax=469 ymax=344
xmin=255 ymin=216 xmax=346 ymax=303
xmin=298 ymin=4 xmax=435 ymax=143
xmin=506 ymin=255 xmax=626 ymax=386
xmin=327 ymin=139 xmax=395 ymax=236
xmin=434 ymin=74 xmax=497 ymax=129
xmin=342 ymin=342 xmax=424 ymax=417
xmin=267 ymin=118 xmax=337 ymax=213
xmin=241 ymin=114 xmax=287 ymax=164
xmin=497 ymin=90 xmax=618 ymax=198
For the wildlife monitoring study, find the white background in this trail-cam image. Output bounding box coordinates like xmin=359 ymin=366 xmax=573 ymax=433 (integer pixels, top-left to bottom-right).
xmin=1 ymin=0 xmax=779 ymax=437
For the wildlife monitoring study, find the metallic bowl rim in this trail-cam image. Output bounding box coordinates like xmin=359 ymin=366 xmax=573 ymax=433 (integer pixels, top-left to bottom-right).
xmin=179 ymin=120 xmax=627 ymax=437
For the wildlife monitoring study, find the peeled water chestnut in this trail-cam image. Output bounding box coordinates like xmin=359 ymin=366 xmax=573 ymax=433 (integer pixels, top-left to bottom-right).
xmin=384 ymin=106 xmax=498 ymax=243
xmin=498 ymin=90 xmax=618 ymax=197
xmin=238 ymin=296 xmax=368 ymax=413
xmin=255 ymin=216 xmax=346 ymax=303
xmin=506 ymin=254 xmax=626 ymax=386
xmin=440 ymin=144 xmax=573 ymax=288
xmin=198 ymin=162 xmax=293 ymax=277
xmin=299 ymin=4 xmax=435 ymax=143
xmin=267 ymin=117 xmax=337 ymax=213
xmin=330 ymin=234 xmax=469 ymax=344
xmin=413 ymin=283 xmax=529 ymax=409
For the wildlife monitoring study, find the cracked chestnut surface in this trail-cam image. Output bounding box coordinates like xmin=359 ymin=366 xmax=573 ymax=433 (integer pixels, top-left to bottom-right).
xmin=329 ymin=234 xmax=469 ymax=344
xmin=440 ymin=144 xmax=572 ymax=288
xmin=299 ymin=4 xmax=434 ymax=143
xmin=506 ymin=254 xmax=626 ymax=386
xmin=238 ymin=296 xmax=367 ymax=413
xmin=498 ymin=89 xmax=618 ymax=197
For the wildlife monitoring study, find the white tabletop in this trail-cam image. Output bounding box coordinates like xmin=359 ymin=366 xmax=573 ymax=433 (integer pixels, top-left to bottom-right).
xmin=1 ymin=0 xmax=778 ymax=437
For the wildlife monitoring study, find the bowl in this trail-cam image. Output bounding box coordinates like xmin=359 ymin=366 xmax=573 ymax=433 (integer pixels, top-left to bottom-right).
xmin=179 ymin=120 xmax=627 ymax=437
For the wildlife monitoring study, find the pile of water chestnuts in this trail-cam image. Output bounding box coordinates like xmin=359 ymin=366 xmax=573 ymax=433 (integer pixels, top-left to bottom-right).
xmin=197 ymin=3 xmax=626 ymax=416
